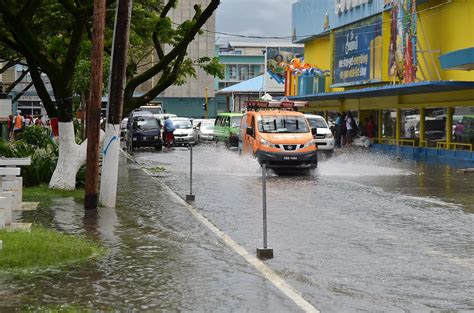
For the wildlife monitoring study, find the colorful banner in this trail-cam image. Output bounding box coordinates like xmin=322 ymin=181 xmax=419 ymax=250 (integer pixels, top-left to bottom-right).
xmin=388 ymin=0 xmax=418 ymax=82
xmin=333 ymin=16 xmax=382 ymax=85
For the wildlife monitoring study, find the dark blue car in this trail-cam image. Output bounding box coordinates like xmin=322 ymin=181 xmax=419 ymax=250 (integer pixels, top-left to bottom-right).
xmin=125 ymin=116 xmax=162 ymax=152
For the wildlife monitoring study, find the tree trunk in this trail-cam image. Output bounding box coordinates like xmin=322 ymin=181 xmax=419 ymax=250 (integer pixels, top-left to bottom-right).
xmin=49 ymin=122 xmax=87 ymax=190
xmin=49 ymin=121 xmax=105 ymax=190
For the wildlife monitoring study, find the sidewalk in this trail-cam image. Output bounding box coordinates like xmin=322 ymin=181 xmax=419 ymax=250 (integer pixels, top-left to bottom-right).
xmin=1 ymin=154 xmax=305 ymax=312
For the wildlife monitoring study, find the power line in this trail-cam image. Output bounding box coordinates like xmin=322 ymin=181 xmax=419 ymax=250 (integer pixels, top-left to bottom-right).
xmin=204 ymin=0 xmax=454 ymax=40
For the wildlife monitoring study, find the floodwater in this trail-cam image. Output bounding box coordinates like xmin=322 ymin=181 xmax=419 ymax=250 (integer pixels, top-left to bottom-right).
xmin=1 ymin=145 xmax=473 ymax=312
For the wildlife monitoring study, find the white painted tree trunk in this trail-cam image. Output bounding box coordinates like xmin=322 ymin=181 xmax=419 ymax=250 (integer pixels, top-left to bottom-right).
xmin=49 ymin=122 xmax=87 ymax=190
xmin=99 ymin=123 xmax=121 ymax=207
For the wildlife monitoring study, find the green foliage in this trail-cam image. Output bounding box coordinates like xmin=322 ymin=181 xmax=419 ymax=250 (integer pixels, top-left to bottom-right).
xmin=0 ymin=226 xmax=105 ymax=275
xmin=16 ymin=126 xmax=53 ymax=148
xmin=23 ymin=185 xmax=84 ymax=204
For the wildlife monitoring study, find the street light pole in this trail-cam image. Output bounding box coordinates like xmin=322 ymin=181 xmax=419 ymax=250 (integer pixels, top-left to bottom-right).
xmin=262 ymin=47 xmax=267 ymax=97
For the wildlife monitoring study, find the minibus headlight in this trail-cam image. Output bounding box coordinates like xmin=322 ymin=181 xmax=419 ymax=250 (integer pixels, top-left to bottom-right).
xmin=303 ymin=139 xmax=317 ymax=148
xmin=326 ymin=132 xmax=334 ymax=139
xmin=260 ymin=138 xmax=278 ymax=148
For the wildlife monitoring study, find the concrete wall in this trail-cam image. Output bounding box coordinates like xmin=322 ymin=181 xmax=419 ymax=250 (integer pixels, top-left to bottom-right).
xmin=158 ymin=97 xmax=219 ymax=118
xmin=416 ymin=0 xmax=474 ymax=82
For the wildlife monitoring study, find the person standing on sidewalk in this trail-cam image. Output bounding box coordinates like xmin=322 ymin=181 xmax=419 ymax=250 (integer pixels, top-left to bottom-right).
xmin=334 ymin=113 xmax=343 ymax=148
xmin=12 ymin=110 xmax=24 ymax=140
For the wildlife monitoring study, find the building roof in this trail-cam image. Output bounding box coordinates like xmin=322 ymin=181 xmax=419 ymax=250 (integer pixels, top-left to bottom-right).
xmin=216 ymin=72 xmax=284 ymax=95
xmin=288 ymin=81 xmax=474 ymax=101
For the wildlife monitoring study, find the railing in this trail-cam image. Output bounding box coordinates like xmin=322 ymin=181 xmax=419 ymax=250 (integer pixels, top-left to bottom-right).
xmin=436 ymin=142 xmax=473 ymax=152
xmin=373 ymin=138 xmax=472 ymax=152
xmin=372 ymin=138 xmax=415 ymax=147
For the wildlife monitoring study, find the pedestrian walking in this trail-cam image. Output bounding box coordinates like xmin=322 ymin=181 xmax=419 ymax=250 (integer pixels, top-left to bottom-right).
xmin=345 ymin=111 xmax=357 ymax=145
xmin=341 ymin=112 xmax=347 ymax=146
xmin=7 ymin=114 xmax=14 ymax=141
xmin=454 ymin=120 xmax=464 ymax=142
xmin=163 ymin=115 xmax=175 ymax=149
xmin=35 ymin=115 xmax=45 ymax=127
xmin=335 ymin=113 xmax=343 ymax=148
xmin=367 ymin=116 xmax=376 ymax=140
xmin=12 ymin=110 xmax=24 ymax=140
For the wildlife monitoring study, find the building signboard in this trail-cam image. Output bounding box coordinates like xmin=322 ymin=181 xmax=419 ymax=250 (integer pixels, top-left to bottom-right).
xmin=333 ymin=16 xmax=382 ymax=86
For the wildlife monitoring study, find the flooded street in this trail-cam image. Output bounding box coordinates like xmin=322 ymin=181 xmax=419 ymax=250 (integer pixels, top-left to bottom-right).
xmin=1 ymin=145 xmax=473 ymax=311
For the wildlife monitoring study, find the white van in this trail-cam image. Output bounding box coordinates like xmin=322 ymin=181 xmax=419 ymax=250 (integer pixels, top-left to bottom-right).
xmin=139 ymin=105 xmax=163 ymax=118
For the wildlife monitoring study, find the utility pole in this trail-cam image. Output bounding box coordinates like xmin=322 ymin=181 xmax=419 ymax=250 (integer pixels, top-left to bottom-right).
xmin=85 ymin=0 xmax=106 ymax=210
xmin=205 ymin=87 xmax=208 ymax=119
xmin=99 ymin=0 xmax=133 ymax=208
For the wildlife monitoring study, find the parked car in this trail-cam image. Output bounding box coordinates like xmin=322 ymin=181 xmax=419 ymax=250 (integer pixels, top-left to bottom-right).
xmin=304 ymin=114 xmax=335 ymax=153
xmin=171 ymin=117 xmax=197 ymax=145
xmin=460 ymin=115 xmax=474 ymax=144
xmin=214 ymin=113 xmax=243 ymax=147
xmin=195 ymin=120 xmax=215 ymax=142
xmin=126 ymin=109 xmax=154 ymax=130
xmin=125 ymin=115 xmax=162 ymax=152
xmin=120 ymin=117 xmax=128 ymax=138
xmin=139 ymin=104 xmax=163 ymax=117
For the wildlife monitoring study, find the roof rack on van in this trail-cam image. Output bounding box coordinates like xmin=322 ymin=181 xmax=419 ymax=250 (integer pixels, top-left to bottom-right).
xmin=244 ymin=100 xmax=308 ymax=111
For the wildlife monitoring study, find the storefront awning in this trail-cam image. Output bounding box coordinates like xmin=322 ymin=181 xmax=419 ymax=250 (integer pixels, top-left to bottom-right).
xmin=439 ymin=47 xmax=474 ymax=71
xmin=288 ymin=81 xmax=474 ymax=101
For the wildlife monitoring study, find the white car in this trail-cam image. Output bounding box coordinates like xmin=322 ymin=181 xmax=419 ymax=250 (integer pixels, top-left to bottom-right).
xmin=195 ymin=120 xmax=215 ymax=142
xmin=171 ymin=117 xmax=197 ymax=145
xmin=304 ymin=114 xmax=335 ymax=152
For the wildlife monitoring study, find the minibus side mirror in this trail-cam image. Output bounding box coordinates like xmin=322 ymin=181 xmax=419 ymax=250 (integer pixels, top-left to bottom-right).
xmin=246 ymin=127 xmax=254 ymax=136
xmin=311 ymin=127 xmax=317 ymax=135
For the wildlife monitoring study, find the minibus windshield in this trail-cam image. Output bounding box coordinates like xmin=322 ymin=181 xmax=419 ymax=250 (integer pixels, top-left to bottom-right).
xmin=259 ymin=115 xmax=309 ymax=133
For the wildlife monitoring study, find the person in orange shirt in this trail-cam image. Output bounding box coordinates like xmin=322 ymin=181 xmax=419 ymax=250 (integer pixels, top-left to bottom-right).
xmin=13 ymin=110 xmax=24 ymax=140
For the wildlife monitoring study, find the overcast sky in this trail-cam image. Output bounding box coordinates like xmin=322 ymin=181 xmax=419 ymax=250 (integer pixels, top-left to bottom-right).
xmin=216 ymin=0 xmax=296 ymax=41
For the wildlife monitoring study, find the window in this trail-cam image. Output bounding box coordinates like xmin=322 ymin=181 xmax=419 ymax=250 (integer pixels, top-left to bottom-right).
xmin=230 ymin=116 xmax=242 ymax=128
xmin=228 ymin=65 xmax=237 ymax=80
xmin=224 ymin=117 xmax=230 ymax=127
xmin=258 ymin=115 xmax=309 ymax=133
xmin=238 ymin=65 xmax=249 ymax=81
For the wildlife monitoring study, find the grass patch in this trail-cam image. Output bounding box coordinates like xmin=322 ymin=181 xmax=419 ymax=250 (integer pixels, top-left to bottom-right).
xmin=147 ymin=166 xmax=166 ymax=172
xmin=0 ymin=227 xmax=105 ymax=275
xmin=23 ymin=185 xmax=84 ymax=204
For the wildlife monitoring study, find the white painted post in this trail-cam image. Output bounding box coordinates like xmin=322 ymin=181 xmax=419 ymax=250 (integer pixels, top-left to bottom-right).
xmin=0 ymin=195 xmax=12 ymax=226
xmin=0 ymin=208 xmax=5 ymax=228
xmin=100 ymin=124 xmax=121 ymax=207
xmin=2 ymin=178 xmax=21 ymax=209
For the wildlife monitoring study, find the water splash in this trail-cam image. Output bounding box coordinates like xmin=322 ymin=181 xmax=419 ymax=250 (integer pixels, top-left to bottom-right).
xmin=318 ymin=150 xmax=414 ymax=177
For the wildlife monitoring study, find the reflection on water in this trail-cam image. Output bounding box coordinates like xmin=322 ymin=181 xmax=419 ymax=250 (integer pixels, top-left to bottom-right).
xmin=1 ymin=145 xmax=473 ymax=312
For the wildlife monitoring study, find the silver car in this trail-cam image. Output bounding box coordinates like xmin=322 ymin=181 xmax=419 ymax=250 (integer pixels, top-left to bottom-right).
xmin=195 ymin=120 xmax=215 ymax=142
xmin=171 ymin=117 xmax=197 ymax=145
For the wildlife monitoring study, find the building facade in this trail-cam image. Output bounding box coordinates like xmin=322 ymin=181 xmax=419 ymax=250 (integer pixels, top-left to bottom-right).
xmin=214 ymin=40 xmax=304 ymax=112
xmin=291 ymin=0 xmax=474 ymax=165
xmin=152 ymin=0 xmax=217 ymax=118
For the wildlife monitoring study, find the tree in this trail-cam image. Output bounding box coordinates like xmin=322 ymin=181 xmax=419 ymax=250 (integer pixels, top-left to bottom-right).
xmin=123 ymin=0 xmax=223 ymax=115
xmin=0 ymin=0 xmax=222 ymax=190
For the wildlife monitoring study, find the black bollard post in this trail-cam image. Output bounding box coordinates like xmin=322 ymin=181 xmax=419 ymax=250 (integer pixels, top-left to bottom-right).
xmin=257 ymin=162 xmax=273 ymax=259
xmin=186 ymin=144 xmax=195 ymax=201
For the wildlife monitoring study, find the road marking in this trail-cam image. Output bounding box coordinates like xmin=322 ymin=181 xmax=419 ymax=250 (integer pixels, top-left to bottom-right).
xmin=122 ymin=150 xmax=320 ymax=313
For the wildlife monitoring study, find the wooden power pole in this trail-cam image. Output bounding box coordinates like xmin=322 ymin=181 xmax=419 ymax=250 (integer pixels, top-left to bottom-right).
xmin=85 ymin=0 xmax=106 ymax=210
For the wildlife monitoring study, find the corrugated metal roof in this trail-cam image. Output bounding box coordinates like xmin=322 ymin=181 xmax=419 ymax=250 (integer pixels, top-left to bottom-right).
xmin=216 ymin=72 xmax=284 ymax=94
